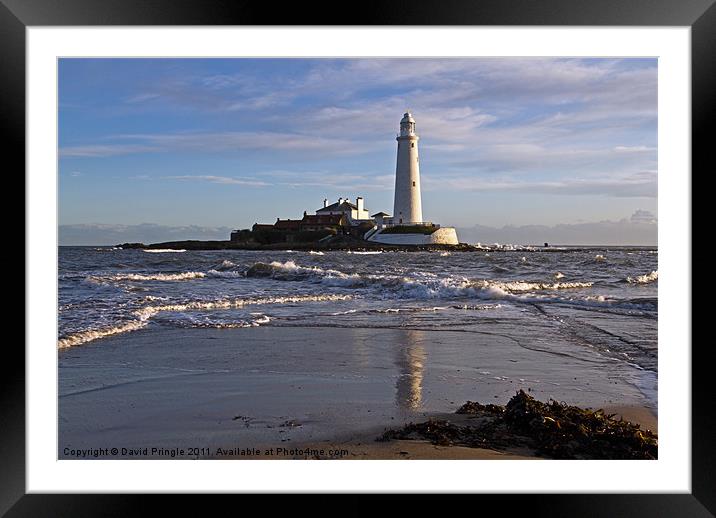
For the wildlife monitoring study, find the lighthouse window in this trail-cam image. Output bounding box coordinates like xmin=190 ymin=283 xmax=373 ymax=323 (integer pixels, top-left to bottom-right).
xmin=412 ymin=181 xmax=416 ymax=187
xmin=411 ymin=143 xmax=415 ymax=148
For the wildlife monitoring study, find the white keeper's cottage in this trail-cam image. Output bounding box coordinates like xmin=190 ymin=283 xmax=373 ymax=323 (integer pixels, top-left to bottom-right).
xmin=317 ymin=196 xmax=371 ymax=225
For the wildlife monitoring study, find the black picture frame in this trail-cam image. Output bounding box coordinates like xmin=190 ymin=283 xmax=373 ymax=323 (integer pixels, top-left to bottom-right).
xmin=6 ymin=0 xmax=709 ymax=512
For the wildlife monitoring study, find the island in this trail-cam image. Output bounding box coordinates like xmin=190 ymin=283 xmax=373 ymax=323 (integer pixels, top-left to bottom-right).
xmin=116 ymin=234 xmax=477 ymax=252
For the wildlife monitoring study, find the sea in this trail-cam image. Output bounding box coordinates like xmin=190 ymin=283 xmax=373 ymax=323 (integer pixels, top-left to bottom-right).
xmin=58 ymin=245 xmax=658 ymax=377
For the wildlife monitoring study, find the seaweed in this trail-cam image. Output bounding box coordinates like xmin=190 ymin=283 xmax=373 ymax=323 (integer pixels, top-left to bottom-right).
xmin=378 ymin=390 xmax=657 ymax=460
xmin=455 ymin=401 xmax=504 ymax=415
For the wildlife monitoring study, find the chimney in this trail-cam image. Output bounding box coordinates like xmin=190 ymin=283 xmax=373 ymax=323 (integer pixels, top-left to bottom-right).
xmin=323 ymin=198 xmax=327 ymax=208
xmin=303 ymin=210 xmax=307 ymax=217
xmin=357 ymin=196 xmax=364 ymax=212
xmin=338 ymin=197 xmax=343 ymax=205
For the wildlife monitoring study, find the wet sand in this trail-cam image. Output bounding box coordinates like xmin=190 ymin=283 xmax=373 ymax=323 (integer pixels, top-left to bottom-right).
xmin=59 ymin=326 xmax=656 ymax=460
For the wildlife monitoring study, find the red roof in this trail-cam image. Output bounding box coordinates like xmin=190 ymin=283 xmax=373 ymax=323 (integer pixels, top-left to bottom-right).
xmin=301 ymin=214 xmax=344 ymax=226
xmin=274 ymin=219 xmax=302 ymax=230
xmin=252 ymin=223 xmax=274 ymax=230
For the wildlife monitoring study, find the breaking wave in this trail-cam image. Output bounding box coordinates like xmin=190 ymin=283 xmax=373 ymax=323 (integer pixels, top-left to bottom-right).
xmin=626 ymin=270 xmax=658 ymax=284
xmin=206 ymin=269 xmax=243 ymax=278
xmin=245 ymin=261 xmax=353 ymax=281
xmin=237 ymin=260 xmax=656 ymax=310
xmin=472 ymin=280 xmax=594 ymax=292
xmin=186 ymin=315 xmax=271 ymax=329
xmin=89 ymin=271 xmax=206 ymax=282
xmin=57 ymin=293 xmax=353 ymax=349
xmin=243 ymin=260 xmax=594 ymax=299
xmin=58 ymin=309 xmax=156 ymax=349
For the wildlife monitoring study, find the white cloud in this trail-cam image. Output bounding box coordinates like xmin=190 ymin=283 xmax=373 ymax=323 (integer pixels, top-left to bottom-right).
xmin=125 ymin=93 xmax=161 ymax=104
xmin=422 ymin=170 xmax=657 ymax=198
xmin=60 ymin=144 xmax=157 ymax=158
xmin=261 ymin=170 xmax=394 ymax=192
xmin=163 ymin=175 xmax=270 ymax=187
xmin=61 ymin=131 xmax=376 ymax=158
xmin=614 ymin=146 xmax=655 ymax=153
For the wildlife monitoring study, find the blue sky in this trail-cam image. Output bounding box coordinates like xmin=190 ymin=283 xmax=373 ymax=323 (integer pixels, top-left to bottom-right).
xmin=59 ymin=58 xmax=657 ymax=243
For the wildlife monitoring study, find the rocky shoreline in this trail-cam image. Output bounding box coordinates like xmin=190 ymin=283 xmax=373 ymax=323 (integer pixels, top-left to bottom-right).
xmin=113 ymin=239 xmax=655 ymax=254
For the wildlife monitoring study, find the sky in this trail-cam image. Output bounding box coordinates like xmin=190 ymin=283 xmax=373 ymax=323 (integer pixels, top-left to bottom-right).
xmin=58 ymin=58 xmax=658 ymax=245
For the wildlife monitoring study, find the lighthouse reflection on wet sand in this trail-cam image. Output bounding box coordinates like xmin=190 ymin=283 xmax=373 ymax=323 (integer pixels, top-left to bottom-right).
xmin=393 ymin=111 xmax=423 ymax=225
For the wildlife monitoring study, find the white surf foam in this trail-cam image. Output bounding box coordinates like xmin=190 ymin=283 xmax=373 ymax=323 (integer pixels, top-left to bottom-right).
xmin=331 ymin=309 xmax=359 ymax=315
xmin=58 ymin=307 xmax=158 ymax=349
xmin=375 ymin=306 xmax=451 ymax=313
xmin=218 ymin=260 xmax=236 ymax=268
xmin=626 ymin=270 xmax=658 ymax=284
xmin=470 ymin=280 xmax=593 ymax=293
xmin=182 ymin=314 xmax=272 ymax=329
xmin=148 ymin=293 xmax=353 ymax=313
xmin=207 ymin=269 xmax=243 ymax=278
xmin=453 ymin=303 xmax=503 ymax=311
xmin=246 ymin=261 xmax=358 ymax=284
xmin=245 ymin=261 xmax=594 ymax=299
xmin=90 ymin=271 xmax=206 ymax=282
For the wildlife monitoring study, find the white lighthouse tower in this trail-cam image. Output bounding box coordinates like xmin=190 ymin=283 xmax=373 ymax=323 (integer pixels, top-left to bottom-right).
xmin=366 ymin=111 xmax=459 ymax=245
xmin=393 ymin=112 xmax=423 ymax=225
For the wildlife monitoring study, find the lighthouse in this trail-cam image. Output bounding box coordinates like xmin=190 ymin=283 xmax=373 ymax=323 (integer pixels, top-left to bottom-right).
xmin=393 ymin=112 xmax=423 ymax=225
xmin=366 ymin=111 xmax=459 ymax=245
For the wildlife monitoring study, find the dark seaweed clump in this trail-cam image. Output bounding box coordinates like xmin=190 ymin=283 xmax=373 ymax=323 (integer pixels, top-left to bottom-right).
xmin=378 ymin=390 xmax=657 ymax=460
xmin=456 ymin=401 xmax=504 ymax=415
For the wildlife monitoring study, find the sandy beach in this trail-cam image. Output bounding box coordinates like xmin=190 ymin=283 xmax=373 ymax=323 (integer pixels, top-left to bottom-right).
xmin=59 ymin=325 xmax=656 ymax=460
